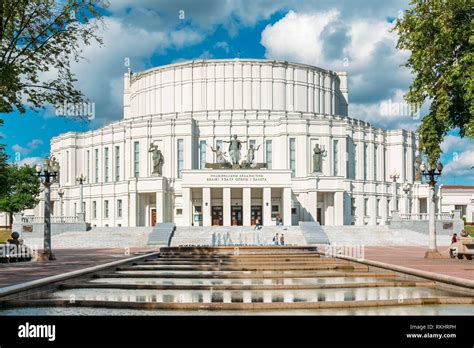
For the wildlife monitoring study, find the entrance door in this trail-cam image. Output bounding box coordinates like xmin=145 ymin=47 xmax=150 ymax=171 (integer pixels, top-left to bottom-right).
xmin=251 ymin=206 xmax=262 ymax=225
xmin=231 ymin=206 xmax=243 ymax=226
xmin=212 ymin=206 xmax=223 ymax=226
xmin=151 ymin=208 xmax=157 ymax=227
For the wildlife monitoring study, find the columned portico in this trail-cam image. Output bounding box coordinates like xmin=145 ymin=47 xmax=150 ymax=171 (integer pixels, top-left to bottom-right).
xmin=182 ymin=170 xmax=292 ymax=227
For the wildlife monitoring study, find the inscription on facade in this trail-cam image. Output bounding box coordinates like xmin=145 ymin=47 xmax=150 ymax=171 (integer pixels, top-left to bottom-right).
xmin=206 ymin=173 xmax=267 ymax=183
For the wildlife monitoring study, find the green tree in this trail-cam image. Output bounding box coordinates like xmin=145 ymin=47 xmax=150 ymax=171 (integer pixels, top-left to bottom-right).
xmin=0 ymin=119 xmax=8 ymax=197
xmin=394 ymin=0 xmax=473 ymax=166
xmin=0 ymin=0 xmax=108 ymax=115
xmin=0 ymin=165 xmax=41 ymax=225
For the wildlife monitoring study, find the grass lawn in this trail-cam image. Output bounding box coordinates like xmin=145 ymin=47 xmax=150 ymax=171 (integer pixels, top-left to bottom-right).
xmin=466 ymin=225 xmax=474 ymax=237
xmin=0 ymin=229 xmax=12 ymax=243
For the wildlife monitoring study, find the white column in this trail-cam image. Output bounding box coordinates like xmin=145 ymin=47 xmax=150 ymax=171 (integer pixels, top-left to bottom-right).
xmin=129 ymin=192 xmax=137 ymax=227
xmin=243 ymin=187 xmax=251 ymax=226
xmin=438 ymin=185 xmax=443 ymax=213
xmin=414 ymin=197 xmax=420 ymax=214
xmin=283 ymin=187 xmax=292 ymax=226
xmin=263 ymin=187 xmax=272 ymax=226
xmin=334 ymin=191 xmax=344 ymax=226
xmin=370 ymin=195 xmax=377 ymax=225
xmin=203 ymin=187 xmax=211 ymax=227
xmin=156 ymin=191 xmax=164 ymax=223
xmin=308 ymin=191 xmax=318 ymax=222
xmin=356 ymin=195 xmax=364 ymax=226
xmin=182 ymin=187 xmax=192 ymax=226
xmin=223 ymin=187 xmax=231 ymax=226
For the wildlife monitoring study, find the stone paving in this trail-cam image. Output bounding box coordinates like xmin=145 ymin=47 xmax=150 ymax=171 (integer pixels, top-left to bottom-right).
xmin=0 ymin=248 xmax=154 ymax=289
xmin=362 ymin=245 xmax=474 ymax=281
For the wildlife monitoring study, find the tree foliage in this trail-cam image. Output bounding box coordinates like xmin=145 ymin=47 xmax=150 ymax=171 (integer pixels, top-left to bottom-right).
xmin=0 ymin=165 xmax=41 ymax=222
xmin=0 ymin=0 xmax=108 ymax=115
xmin=0 ymin=119 xmax=7 ymax=196
xmin=394 ymin=0 xmax=473 ymax=166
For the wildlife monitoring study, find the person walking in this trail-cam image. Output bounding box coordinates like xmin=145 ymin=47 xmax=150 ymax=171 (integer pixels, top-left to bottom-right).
xmin=273 ymin=233 xmax=279 ymax=245
xmin=280 ymin=233 xmax=285 ymax=246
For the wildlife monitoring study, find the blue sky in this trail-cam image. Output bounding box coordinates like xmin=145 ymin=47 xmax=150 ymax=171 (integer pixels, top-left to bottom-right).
xmin=1 ymin=0 xmax=473 ymax=184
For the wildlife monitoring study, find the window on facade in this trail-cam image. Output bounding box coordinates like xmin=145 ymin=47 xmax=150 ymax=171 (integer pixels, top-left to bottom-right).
xmin=291 ymin=208 xmax=297 ymax=215
xmin=73 ymin=202 xmax=76 ymax=216
xmin=374 ymin=145 xmax=378 ymax=181
xmin=333 ymin=139 xmax=339 ymax=176
xmin=86 ymin=150 xmax=90 ymax=180
xmin=95 ymin=149 xmax=99 ymax=183
xmin=354 ymin=143 xmax=358 ymax=179
xmin=199 ymin=140 xmax=206 ymax=170
xmin=404 ymin=148 xmax=408 ymax=180
xmin=66 ymin=150 xmax=69 ymax=182
xmin=104 ymin=147 xmax=109 ymax=182
xmin=82 ymin=202 xmax=85 ymax=214
xmin=266 ymin=140 xmax=272 ymax=169
xmin=387 ymin=199 xmax=391 ymax=217
xmin=364 ymin=198 xmax=369 ymax=216
xmin=289 ymin=138 xmax=296 ymax=177
xmin=92 ymin=201 xmax=97 ymax=219
xmin=176 ymin=208 xmax=183 ymax=215
xmin=177 ymin=139 xmax=184 ymax=178
xmin=384 ymin=147 xmax=388 ymax=181
xmin=271 ymin=205 xmax=279 ymax=213
xmin=363 ymin=144 xmax=368 ymax=181
xmin=104 ymin=200 xmax=109 ymax=218
xmin=115 ymin=146 xmax=120 ymax=181
xmin=351 ymin=198 xmax=356 ymax=217
xmin=249 ymin=139 xmax=256 ymax=148
xmin=376 ymin=198 xmax=380 ymax=216
xmin=133 ymin=141 xmax=140 ymax=177
xmin=117 ymin=199 xmax=122 ymax=218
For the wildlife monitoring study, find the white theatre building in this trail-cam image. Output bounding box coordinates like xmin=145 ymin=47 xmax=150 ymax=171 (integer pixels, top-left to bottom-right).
xmin=36 ymin=59 xmax=436 ymax=228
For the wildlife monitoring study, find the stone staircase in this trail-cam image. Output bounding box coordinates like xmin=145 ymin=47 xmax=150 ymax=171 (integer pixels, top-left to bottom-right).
xmin=170 ymin=225 xmax=307 ymax=246
xmin=299 ymin=222 xmax=330 ymax=245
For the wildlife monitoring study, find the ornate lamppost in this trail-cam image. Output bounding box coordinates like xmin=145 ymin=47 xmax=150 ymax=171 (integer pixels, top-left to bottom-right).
xmin=76 ymin=174 xmax=86 ymax=215
xmin=35 ymin=156 xmax=60 ymax=261
xmin=402 ymin=182 xmax=411 ymax=214
xmin=420 ymin=161 xmax=443 ymax=258
xmin=58 ymin=188 xmax=64 ymax=223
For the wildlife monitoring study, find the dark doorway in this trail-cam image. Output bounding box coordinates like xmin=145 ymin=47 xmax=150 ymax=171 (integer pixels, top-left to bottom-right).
xmin=231 ymin=206 xmax=243 ymax=226
xmin=212 ymin=206 xmax=223 ymax=226
xmin=251 ymin=206 xmax=262 ymax=225
xmin=317 ymin=208 xmax=322 ymax=225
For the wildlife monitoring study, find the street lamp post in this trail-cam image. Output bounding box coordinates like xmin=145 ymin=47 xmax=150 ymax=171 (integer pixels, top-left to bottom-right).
xmin=76 ymin=174 xmax=86 ymax=214
xmin=420 ymin=161 xmax=443 ymax=258
xmin=58 ymin=188 xmax=64 ymax=223
xmin=35 ymin=156 xmax=60 ymax=261
xmin=402 ymin=182 xmax=411 ymax=214
xmin=389 ymin=172 xmax=400 ymax=214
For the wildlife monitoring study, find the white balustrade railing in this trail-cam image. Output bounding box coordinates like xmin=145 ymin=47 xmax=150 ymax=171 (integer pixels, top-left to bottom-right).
xmin=397 ymin=213 xmax=455 ymax=221
xmin=20 ymin=215 xmax=79 ymax=224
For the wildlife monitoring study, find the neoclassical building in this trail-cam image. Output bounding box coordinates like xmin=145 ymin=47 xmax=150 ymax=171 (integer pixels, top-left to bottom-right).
xmin=34 ymin=59 xmax=436 ymax=227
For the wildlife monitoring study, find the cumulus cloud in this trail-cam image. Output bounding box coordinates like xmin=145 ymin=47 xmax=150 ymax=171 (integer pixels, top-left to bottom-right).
xmin=443 ymin=150 xmax=474 ymax=180
xmin=11 ymin=139 xmax=44 ymax=156
xmin=17 ymin=157 xmax=44 ymax=167
xmin=260 ymin=9 xmax=415 ymax=130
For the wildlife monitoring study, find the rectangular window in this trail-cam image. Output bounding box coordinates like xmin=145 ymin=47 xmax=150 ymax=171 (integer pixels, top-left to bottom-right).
xmin=265 ymin=140 xmax=272 ymax=169
xmin=133 ymin=141 xmax=140 ymax=177
xmin=216 ymin=140 xmax=223 ymax=151
xmin=73 ymin=202 xmax=76 ymax=216
xmin=364 ymin=144 xmax=368 ymax=181
xmin=177 ymin=139 xmax=184 ymax=178
xmin=92 ymin=201 xmax=97 ymax=219
xmin=354 ymin=143 xmax=358 ymax=179
xmin=104 ymin=200 xmax=109 ymax=219
xmin=86 ymin=150 xmax=90 ymax=180
xmin=115 ymin=146 xmax=120 ymax=181
xmin=95 ymin=149 xmax=99 ymax=183
xmin=199 ymin=140 xmax=206 ymax=170
xmin=387 ymin=199 xmax=391 ymax=217
xmin=66 ymin=151 xmax=69 ymax=182
xmin=364 ymin=198 xmax=369 ymax=216
xmin=333 ymin=139 xmax=339 ymax=176
xmin=249 ymin=139 xmax=256 ymax=148
xmin=404 ymin=148 xmax=408 ymax=180
xmin=289 ymin=138 xmax=296 ymax=177
xmin=374 ymin=145 xmax=378 ymax=181
xmin=384 ymin=147 xmax=388 ymax=181
xmin=104 ymin=147 xmax=109 ymax=182
xmin=82 ymin=202 xmax=86 ymax=214
xmin=377 ymin=198 xmax=381 ymax=216
xmin=117 ymin=199 xmax=122 ymax=218
xmin=351 ymin=198 xmax=356 ymax=217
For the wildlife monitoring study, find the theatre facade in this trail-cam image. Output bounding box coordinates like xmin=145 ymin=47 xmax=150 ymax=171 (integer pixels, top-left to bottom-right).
xmin=38 ymin=59 xmax=428 ymax=227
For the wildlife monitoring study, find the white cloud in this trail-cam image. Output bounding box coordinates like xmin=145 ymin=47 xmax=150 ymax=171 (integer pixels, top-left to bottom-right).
xmin=17 ymin=157 xmax=44 ymax=167
xmin=260 ymin=10 xmax=415 ymax=130
xmin=441 ymin=135 xmax=474 ymax=155
xmin=215 ymin=41 xmax=230 ymax=53
xmin=11 ymin=139 xmax=44 ymax=156
xmin=443 ymin=150 xmax=474 ymax=180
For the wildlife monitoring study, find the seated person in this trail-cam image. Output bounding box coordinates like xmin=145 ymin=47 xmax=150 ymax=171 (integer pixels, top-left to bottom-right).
xmin=450 ymin=233 xmax=458 ymax=258
xmin=460 ymin=229 xmax=470 ymax=238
